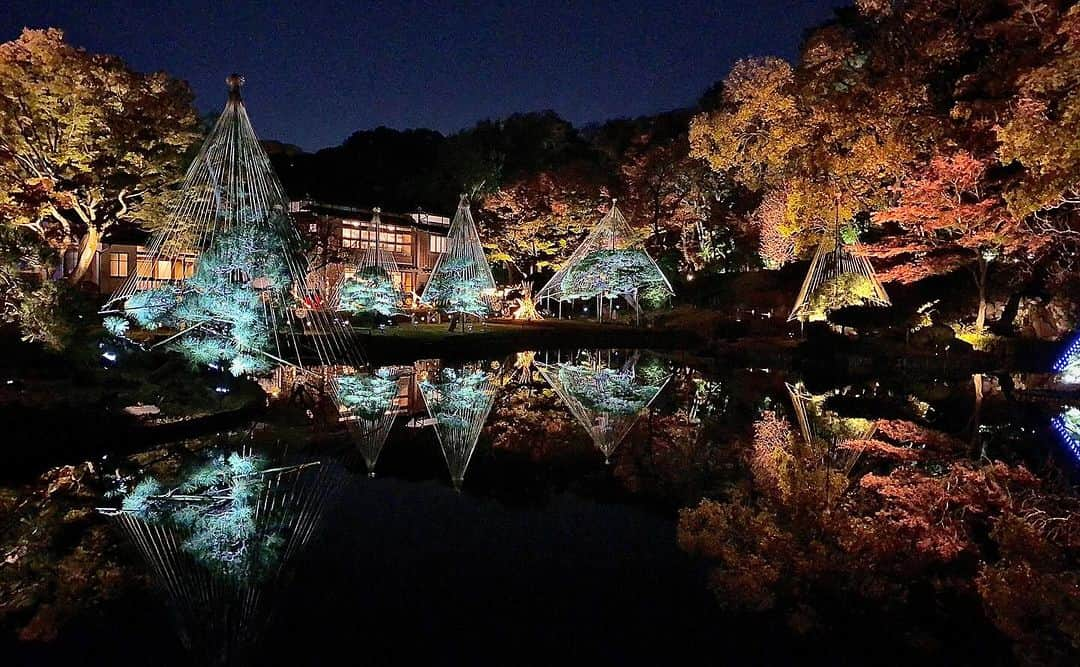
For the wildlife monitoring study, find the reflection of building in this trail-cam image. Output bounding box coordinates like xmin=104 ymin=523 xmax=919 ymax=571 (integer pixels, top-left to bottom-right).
xmin=290 ymin=201 xmax=450 ymax=297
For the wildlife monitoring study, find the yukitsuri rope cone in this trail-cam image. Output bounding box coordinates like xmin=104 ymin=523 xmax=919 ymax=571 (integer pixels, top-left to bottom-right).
xmin=100 ymin=453 xmax=341 ymax=665
xmin=788 ymin=213 xmax=890 ymax=322
xmin=420 ymin=194 xmax=496 ymax=324
xmin=536 ymin=200 xmax=673 ymax=322
xmin=102 ymin=74 xmax=364 ymax=377
xmin=536 ymin=350 xmax=670 ymax=462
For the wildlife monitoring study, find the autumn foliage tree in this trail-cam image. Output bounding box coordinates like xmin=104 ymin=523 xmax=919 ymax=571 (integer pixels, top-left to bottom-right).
xmin=0 ymin=29 xmax=200 ymax=283
xmin=872 ymin=152 xmax=1044 ymax=331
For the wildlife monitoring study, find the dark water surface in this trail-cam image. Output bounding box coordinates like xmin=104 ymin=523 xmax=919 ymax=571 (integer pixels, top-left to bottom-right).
xmin=7 ymin=348 xmax=1077 ymax=666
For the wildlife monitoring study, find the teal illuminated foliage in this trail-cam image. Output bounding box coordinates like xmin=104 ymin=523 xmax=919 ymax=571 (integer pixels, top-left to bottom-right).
xmin=423 ymin=256 xmax=491 ymax=317
xmin=118 ymin=217 xmax=293 ymax=375
xmin=557 ymin=363 xmax=661 ymax=415
xmin=120 ymin=451 xmax=284 ymax=580
xmin=337 ymin=369 xmax=399 ymax=420
xmin=102 ymin=315 xmax=130 ymax=337
xmin=560 ymin=249 xmax=669 ymax=301
xmin=339 ymin=266 xmax=402 ymax=317
xmin=420 ymin=368 xmax=492 ymax=430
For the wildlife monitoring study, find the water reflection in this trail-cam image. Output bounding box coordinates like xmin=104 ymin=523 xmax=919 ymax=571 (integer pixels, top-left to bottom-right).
xmin=417 ymin=360 xmax=500 ymax=488
xmin=536 ymin=350 xmax=671 ymax=462
xmin=99 ymin=448 xmax=341 ymax=665
xmin=84 ymin=351 xmax=1080 ymax=665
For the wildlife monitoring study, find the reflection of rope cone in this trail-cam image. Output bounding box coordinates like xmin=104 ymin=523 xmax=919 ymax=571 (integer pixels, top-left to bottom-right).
xmin=101 ymin=461 xmax=341 ymax=664
xmin=418 ymin=364 xmax=497 ymax=488
xmin=536 ymin=354 xmax=669 ymax=462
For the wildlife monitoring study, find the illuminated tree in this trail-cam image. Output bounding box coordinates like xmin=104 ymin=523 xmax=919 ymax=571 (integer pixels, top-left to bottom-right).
xmin=874 ymin=152 xmax=1042 ymax=332
xmin=339 ymin=266 xmax=403 ymax=317
xmin=419 ymin=364 xmax=498 ymax=487
xmin=337 ymin=209 xmax=405 ymax=317
xmin=0 ymin=29 xmax=200 ymax=283
xmin=104 ymin=451 xmax=339 ymax=663
xmin=536 ymin=203 xmax=674 ymax=319
xmin=536 ymin=351 xmax=669 ymax=460
xmin=103 ymin=75 xmax=362 ymax=376
xmin=421 ymin=195 xmax=497 ymax=321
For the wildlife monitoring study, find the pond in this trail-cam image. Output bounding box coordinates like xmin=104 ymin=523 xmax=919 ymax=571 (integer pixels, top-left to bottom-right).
xmin=5 ymin=348 xmax=1079 ymax=666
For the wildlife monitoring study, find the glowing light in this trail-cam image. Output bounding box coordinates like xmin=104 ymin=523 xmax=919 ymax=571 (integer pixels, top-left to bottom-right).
xmin=1053 ymin=332 xmax=1080 ymax=384
xmin=102 ymin=351 xmax=117 ymax=362
xmin=1051 ymin=408 xmax=1080 ymax=462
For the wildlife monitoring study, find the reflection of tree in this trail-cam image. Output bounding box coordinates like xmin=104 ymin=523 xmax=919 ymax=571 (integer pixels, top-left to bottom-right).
xmin=419 ymin=365 xmax=498 ymax=488
xmin=536 ymin=352 xmax=669 ymax=460
xmin=102 ymin=450 xmax=339 ymax=664
xmin=677 ymin=408 xmax=1079 ymax=660
xmin=337 ymin=369 xmax=401 ymax=473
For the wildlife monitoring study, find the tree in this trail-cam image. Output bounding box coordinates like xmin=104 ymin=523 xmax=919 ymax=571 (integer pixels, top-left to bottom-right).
xmin=873 ymin=152 xmax=1043 ymax=331
xmin=0 ymin=29 xmax=200 ymax=283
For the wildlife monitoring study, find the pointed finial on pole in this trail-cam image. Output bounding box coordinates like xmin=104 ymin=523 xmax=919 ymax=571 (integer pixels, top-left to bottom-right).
xmin=459 ymin=192 xmax=470 ymax=207
xmin=226 ymin=73 xmax=245 ymax=102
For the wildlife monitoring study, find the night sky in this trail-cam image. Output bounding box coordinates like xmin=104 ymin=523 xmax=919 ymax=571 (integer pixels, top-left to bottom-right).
xmin=4 ymin=1 xmax=841 ymax=151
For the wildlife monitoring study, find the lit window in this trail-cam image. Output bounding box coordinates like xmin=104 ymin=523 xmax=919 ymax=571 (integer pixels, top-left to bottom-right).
xmin=309 ymin=223 xmax=318 ymax=233
xmin=429 ymin=235 xmax=447 ymax=254
xmin=156 ymin=259 xmax=172 ymax=279
xmin=342 ymin=227 xmax=362 ymax=249
xmin=137 ymin=256 xmax=154 ymax=277
xmin=109 ymin=252 xmax=129 ymax=277
xmin=393 ymin=271 xmax=416 ymax=293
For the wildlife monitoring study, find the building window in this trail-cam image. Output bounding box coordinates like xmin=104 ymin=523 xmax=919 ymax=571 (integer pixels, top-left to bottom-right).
xmin=63 ymin=249 xmax=78 ymax=275
xmin=309 ymin=223 xmax=318 ymax=233
xmin=429 ymin=235 xmax=447 ymax=254
xmin=184 ymin=257 xmax=196 ymax=277
xmin=394 ymin=271 xmax=416 ymax=294
xmin=137 ymin=255 xmax=154 ymax=278
xmin=109 ymin=252 xmax=129 ymax=277
xmin=156 ymin=259 xmax=173 ymax=280
xmin=342 ymin=226 xmax=362 ymax=249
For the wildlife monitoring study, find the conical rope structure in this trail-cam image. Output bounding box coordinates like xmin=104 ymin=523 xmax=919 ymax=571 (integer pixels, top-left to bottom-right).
xmin=788 ymin=214 xmax=890 ymax=322
xmin=419 ymin=194 xmax=496 ymax=319
xmin=335 ymin=366 xmax=404 ymax=475
xmin=417 ymin=361 xmax=498 ymax=488
xmin=536 ymin=201 xmax=673 ymax=320
xmin=785 ymin=382 xmax=878 ymax=447
xmin=336 ymin=208 xmax=406 ymax=317
xmin=536 ymin=351 xmax=670 ymax=461
xmin=99 ymin=453 xmax=342 ymax=665
xmin=101 ymin=74 xmax=363 ymax=377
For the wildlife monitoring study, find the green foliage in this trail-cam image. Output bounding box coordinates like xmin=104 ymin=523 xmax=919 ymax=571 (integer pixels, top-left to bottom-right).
xmin=420 ymin=369 xmax=493 ymax=430
xmin=121 ymin=451 xmax=285 ymax=580
xmin=339 ymin=266 xmax=403 ymax=317
xmin=804 ymin=273 xmax=880 ymax=322
xmin=423 ymin=256 xmax=492 ymax=317
xmin=337 ymin=369 xmax=399 ymax=420
xmin=558 ymin=364 xmax=661 ymax=415
xmin=102 ymin=315 xmax=129 ymax=338
xmin=0 ymin=226 xmax=87 ymax=350
xmin=560 ymin=249 xmax=671 ymax=301
xmin=119 ymin=217 xmax=294 ymax=376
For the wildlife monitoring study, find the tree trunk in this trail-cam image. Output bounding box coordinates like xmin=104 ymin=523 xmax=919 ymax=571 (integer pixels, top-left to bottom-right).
xmin=69 ymin=226 xmax=102 ymax=284
xmin=974 ymin=255 xmax=990 ymax=333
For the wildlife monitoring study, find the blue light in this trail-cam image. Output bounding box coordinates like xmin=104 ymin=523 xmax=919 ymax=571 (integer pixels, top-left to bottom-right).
xmin=1053 ymin=332 xmax=1080 ymax=382
xmin=1051 ymin=409 xmax=1080 ymax=463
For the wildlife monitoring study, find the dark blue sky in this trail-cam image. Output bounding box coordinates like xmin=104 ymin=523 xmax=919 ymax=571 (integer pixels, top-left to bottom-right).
xmin=4 ymin=1 xmax=841 ymax=151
